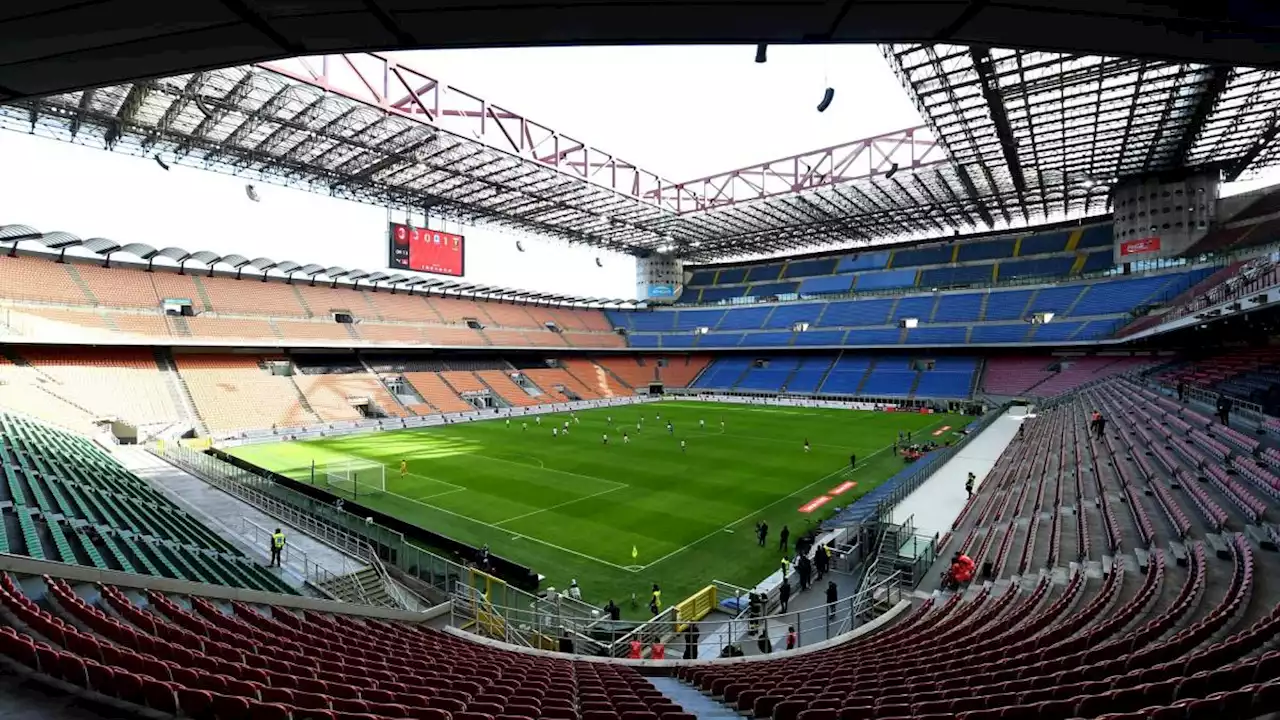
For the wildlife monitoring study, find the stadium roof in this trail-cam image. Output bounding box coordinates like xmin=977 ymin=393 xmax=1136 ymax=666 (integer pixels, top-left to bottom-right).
xmin=1 ymin=2 xmax=1277 ymax=104
xmin=0 ymin=223 xmax=638 ymax=307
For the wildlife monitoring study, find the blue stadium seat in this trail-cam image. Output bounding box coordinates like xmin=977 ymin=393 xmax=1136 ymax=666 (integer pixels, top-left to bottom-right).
xmin=915 ymin=370 xmax=975 ymax=398
xmin=837 ymin=251 xmax=890 ymax=272
xmin=919 ymin=264 xmax=994 ymax=288
xmin=746 ymin=281 xmax=800 ymax=297
xmin=629 ymin=313 xmax=677 ymax=332
xmin=719 ymin=306 xmax=773 ymax=330
xmin=820 ymin=370 xmax=867 ymax=394
xmin=605 ymin=309 xmax=631 ymax=329
xmin=798 ymin=274 xmax=855 ymax=295
xmin=892 ymin=296 xmax=936 ymax=322
xmin=1017 ymin=230 xmax=1071 ymax=255
xmin=628 ymin=334 xmax=660 ymax=348
xmin=741 ymin=331 xmax=795 ymax=347
xmin=783 ymin=258 xmax=839 ymax=278
xmin=786 ymin=368 xmax=827 ymax=392
xmin=957 ymin=238 xmax=1016 ymax=262
xmin=999 ymin=256 xmax=1075 ymax=279
xmin=932 ymin=293 xmax=983 ymax=322
xmin=793 ymin=330 xmax=847 ymax=345
xmin=891 ymin=244 xmax=954 ymax=268
xmin=860 ymin=371 xmax=916 ymax=396
xmin=765 ymin=303 xmax=825 ymax=329
xmin=693 ymin=359 xmax=750 ymax=388
xmin=663 ymin=334 xmax=698 ymax=348
xmin=930 ymin=357 xmax=978 ymax=371
xmin=844 ymin=328 xmax=902 ymax=345
xmin=745 ymin=264 xmax=784 ymax=282
xmin=699 ymin=286 xmax=746 ymax=303
xmin=1070 ymin=277 xmax=1169 ymax=315
xmin=1029 ymin=321 xmax=1084 ymax=342
xmin=983 ymin=289 xmax=1034 ymax=320
xmin=904 ymin=326 xmax=967 ymax=344
xmin=674 ymin=309 xmax=725 ymax=330
xmin=1080 ymin=251 xmax=1114 ymax=273
xmin=832 ymin=355 xmax=872 ymax=372
xmin=699 ymin=333 xmax=745 ymax=347
xmin=855 ymin=269 xmax=917 ymax=290
xmin=1077 ymin=225 xmax=1114 ymax=248
xmin=1028 ymin=286 xmax=1084 ymax=315
xmin=1074 ymin=318 xmax=1124 ymax=340
xmin=818 ymin=299 xmax=893 ymax=326
xmin=716 ymin=267 xmax=749 ymax=284
xmin=736 ymin=369 xmax=793 ymax=391
xmin=687 ymin=269 xmax=718 ymax=286
xmin=970 ymin=323 xmax=1031 ymax=343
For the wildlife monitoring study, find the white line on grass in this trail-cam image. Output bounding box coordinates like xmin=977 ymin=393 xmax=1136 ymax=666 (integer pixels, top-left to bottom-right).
xmin=411 ymin=487 xmax=467 ymax=502
xmin=467 ymin=453 xmax=628 ymax=491
xmin=637 ymin=415 xmax=951 ymax=572
xmin=495 ymin=484 xmax=629 ymax=526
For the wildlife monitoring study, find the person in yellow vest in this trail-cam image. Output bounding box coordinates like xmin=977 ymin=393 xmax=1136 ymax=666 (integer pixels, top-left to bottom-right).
xmin=649 ymin=584 xmax=662 ymax=616
xmin=270 ymin=528 xmax=286 ymax=568
xmin=400 ymin=459 xmax=408 ymax=478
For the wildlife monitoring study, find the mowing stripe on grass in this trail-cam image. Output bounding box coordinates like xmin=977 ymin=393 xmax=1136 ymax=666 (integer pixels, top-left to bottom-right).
xmin=637 ymin=415 xmax=951 ymax=572
xmin=495 ymin=483 xmax=630 ymax=526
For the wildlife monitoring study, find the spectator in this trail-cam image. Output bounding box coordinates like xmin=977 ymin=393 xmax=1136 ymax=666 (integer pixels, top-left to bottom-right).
xmin=814 ymin=544 xmax=830 ymax=579
xmin=604 ymin=599 xmax=621 ymax=621
xmin=786 ymin=626 xmax=797 ymax=650
xmin=649 ymin=584 xmax=662 ymax=616
xmin=756 ymin=521 xmax=769 ymax=547
xmin=779 ymin=525 xmax=790 ymax=552
xmin=825 ymin=580 xmax=838 ymax=618
xmin=798 ymin=553 xmax=812 ymax=591
xmin=683 ymin=622 xmax=700 ymax=659
xmin=567 ymin=579 xmax=581 ymax=601
xmin=779 ymin=578 xmax=791 ymax=612
xmin=651 ymin=642 xmax=665 ymax=660
xmin=965 ymin=472 xmax=975 ymax=498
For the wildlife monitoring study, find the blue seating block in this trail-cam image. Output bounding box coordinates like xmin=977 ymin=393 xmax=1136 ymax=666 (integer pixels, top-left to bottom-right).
xmin=745 ymin=264 xmax=784 ymax=282
xmin=663 ymin=334 xmax=698 ymax=348
xmin=856 ymin=269 xmax=918 ymax=290
xmin=741 ymin=332 xmax=794 ymax=347
xmin=861 ymin=371 xmax=916 ymax=396
xmin=765 ymin=303 xmax=825 ymax=329
xmin=970 ymin=324 xmax=1031 ymax=343
xmin=844 ymin=328 xmax=903 ymax=346
xmin=983 ymin=290 xmax=1034 ymax=320
xmin=821 ymin=371 xmax=866 ymax=394
xmin=905 ymin=326 xmax=967 ymax=344
xmin=832 ymin=355 xmax=872 ymax=372
xmin=1017 ymin=230 xmax=1070 ymax=255
xmin=699 ymin=333 xmax=745 ymax=348
xmin=700 ymin=287 xmax=746 ymax=303
xmin=837 ymin=251 xmax=890 ymax=272
xmin=1000 ymin=256 xmax=1075 ymax=279
xmin=737 ymin=369 xmax=793 ymax=391
xmin=628 ymin=334 xmax=660 ymax=348
xmin=747 ymin=282 xmax=800 ymax=297
xmin=1081 ymin=251 xmax=1114 ymax=273
xmin=1077 ymin=225 xmax=1113 ymax=248
xmin=1028 ymin=286 xmax=1084 ymax=315
xmin=892 ymin=245 xmax=954 ymax=268
xmin=1070 ymin=277 xmax=1169 ymax=315
xmin=819 ymin=299 xmax=893 ymax=327
xmin=687 ymin=270 xmax=718 ymax=287
xmin=799 ymin=275 xmax=855 ymax=295
xmin=1075 ymin=318 xmax=1123 ymax=340
xmin=719 ymin=306 xmax=773 ymax=330
xmin=629 ymin=313 xmax=676 ymax=332
xmin=1029 ymin=321 xmax=1084 ymax=342
xmin=716 ymin=267 xmax=748 ymax=284
xmin=674 ymin=309 xmax=724 ymax=330
xmin=793 ymin=330 xmax=847 ymax=346
xmin=915 ymin=372 xmax=974 ymax=398
xmin=784 ymin=258 xmax=839 ymax=278
xmin=957 ymin=239 xmax=1016 ymax=262
xmin=919 ymin=264 xmax=994 ymax=288
xmin=892 ymin=296 xmax=936 ymax=322
xmin=933 ymin=294 xmax=983 ymax=322
xmin=604 ymin=310 xmax=630 ymax=329
xmin=786 ymin=369 xmax=827 ymax=393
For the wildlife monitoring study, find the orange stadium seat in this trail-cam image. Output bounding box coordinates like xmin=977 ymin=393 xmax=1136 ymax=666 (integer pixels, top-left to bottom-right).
xmin=21 ymin=348 xmax=181 ymax=428
xmin=593 ymin=356 xmax=658 ymax=388
xmin=482 ymin=302 xmax=539 ymax=328
xmin=562 ymin=358 xmax=632 ymax=397
xmin=423 ymin=326 xmax=487 ymax=347
xmin=294 ymin=373 xmax=409 ymax=421
xmin=657 ymin=354 xmax=712 ymax=387
xmin=403 ymin=372 xmax=474 ymax=413
xmin=0 ymin=256 xmax=91 ymax=305
xmin=474 ymin=370 xmax=541 ymax=406
xmin=353 ymin=323 xmax=424 ymax=344
xmin=359 ymin=290 xmax=434 ymax=322
xmin=0 ymin=357 xmax=99 ymax=432
xmin=174 ymin=354 xmax=317 ymax=434
xmin=522 ymin=367 xmax=602 ymax=401
xmin=439 ymin=370 xmax=487 ymax=395
xmin=147 ymin=272 xmax=205 ymax=311
xmin=429 ymin=296 xmax=490 ymax=324
xmin=183 ymin=317 xmax=276 ymax=340
xmin=73 ymin=263 xmax=161 ymax=308
xmin=112 ymin=313 xmax=174 ymax=338
xmin=198 ymin=275 xmax=308 ymax=317
xmin=563 ymin=331 xmax=627 ymax=348
xmin=273 ymin=320 xmax=357 ymax=343
xmin=482 ymin=329 xmax=533 ymax=347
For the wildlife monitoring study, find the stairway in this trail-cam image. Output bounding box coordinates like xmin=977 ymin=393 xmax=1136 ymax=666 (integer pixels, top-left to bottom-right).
xmin=647 ymin=677 xmax=740 ymax=719
xmin=285 ymin=371 xmax=322 ymax=423
xmin=153 ymin=348 xmax=205 ymax=435
xmin=190 ymin=275 xmax=215 ymax=312
xmin=814 ymin=351 xmax=841 ymax=393
xmin=61 ymin=264 xmax=99 ymax=305
xmin=855 ymin=358 xmax=879 ymax=395
xmin=314 ymin=566 xmax=392 ymax=607
xmin=169 ymin=315 xmax=192 ymax=337
xmin=289 ymin=283 xmax=314 ymax=318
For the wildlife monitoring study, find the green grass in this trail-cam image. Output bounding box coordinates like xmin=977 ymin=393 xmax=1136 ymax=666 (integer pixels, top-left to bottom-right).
xmin=229 ymin=401 xmax=964 ymax=615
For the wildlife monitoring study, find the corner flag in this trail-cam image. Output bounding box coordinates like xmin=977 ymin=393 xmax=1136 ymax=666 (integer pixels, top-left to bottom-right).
xmin=632 ymin=545 xmax=638 ymax=560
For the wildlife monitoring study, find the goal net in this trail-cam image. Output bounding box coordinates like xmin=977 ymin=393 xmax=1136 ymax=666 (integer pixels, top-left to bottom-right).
xmin=320 ymin=459 xmax=386 ymax=497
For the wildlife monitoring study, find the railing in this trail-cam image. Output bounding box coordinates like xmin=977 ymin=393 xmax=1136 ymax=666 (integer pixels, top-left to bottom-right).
xmin=237 ymin=516 xmax=344 ymax=600
xmin=448 ymin=571 xmax=904 ymax=658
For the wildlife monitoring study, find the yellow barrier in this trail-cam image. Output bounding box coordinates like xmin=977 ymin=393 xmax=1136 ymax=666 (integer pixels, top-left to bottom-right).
xmin=179 ymin=437 xmax=213 ymax=450
xmin=673 ymin=584 xmax=717 ymax=631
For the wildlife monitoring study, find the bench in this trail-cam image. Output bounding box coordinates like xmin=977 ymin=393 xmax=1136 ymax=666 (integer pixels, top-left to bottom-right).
xmin=1133 ymin=547 xmax=1150 ymax=575
xmin=1169 ymin=541 xmax=1189 ymax=567
xmin=1204 ymin=533 xmax=1232 ymax=561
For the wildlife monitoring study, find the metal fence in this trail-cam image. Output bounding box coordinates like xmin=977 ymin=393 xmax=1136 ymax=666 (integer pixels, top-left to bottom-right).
xmin=448 ymin=570 xmax=904 ymax=658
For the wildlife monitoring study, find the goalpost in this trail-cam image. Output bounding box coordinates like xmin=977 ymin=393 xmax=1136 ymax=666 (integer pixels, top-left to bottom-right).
xmin=315 ymin=458 xmax=386 ymax=499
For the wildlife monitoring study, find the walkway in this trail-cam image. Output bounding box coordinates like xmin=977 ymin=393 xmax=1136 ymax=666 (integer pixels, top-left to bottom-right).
xmin=111 ymin=446 xmax=366 ymax=590
xmin=890 ymin=408 xmax=1026 ymax=537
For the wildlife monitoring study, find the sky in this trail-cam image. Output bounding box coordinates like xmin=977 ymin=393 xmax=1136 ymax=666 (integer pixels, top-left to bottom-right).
xmin=0 ymin=45 xmax=1275 ymax=299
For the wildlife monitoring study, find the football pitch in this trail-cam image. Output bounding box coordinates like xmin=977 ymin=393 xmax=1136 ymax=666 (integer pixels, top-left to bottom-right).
xmin=229 ymin=401 xmax=964 ymax=615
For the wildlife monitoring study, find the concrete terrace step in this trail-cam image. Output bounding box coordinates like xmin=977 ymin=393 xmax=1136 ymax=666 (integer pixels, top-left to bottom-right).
xmin=647 ymin=677 xmax=741 ymax=719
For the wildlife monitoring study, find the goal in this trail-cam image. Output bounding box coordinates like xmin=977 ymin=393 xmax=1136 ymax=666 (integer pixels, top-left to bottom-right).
xmin=319 ymin=459 xmax=386 ymax=498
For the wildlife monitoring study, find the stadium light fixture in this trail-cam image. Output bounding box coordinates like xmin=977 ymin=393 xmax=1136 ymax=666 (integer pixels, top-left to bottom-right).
xmin=755 ymin=44 xmax=768 ymax=63
xmin=817 ymin=87 xmax=835 ymax=112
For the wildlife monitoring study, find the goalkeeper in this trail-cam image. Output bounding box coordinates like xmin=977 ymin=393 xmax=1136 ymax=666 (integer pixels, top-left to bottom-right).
xmin=400 ymin=459 xmax=408 ymax=478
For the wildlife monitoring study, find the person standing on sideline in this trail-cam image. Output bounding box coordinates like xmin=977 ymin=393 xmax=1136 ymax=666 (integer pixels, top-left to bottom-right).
xmin=966 ymin=472 xmax=975 ymax=498
xmin=780 ymin=556 xmax=791 ymax=579
xmin=779 ymin=525 xmax=790 ymax=552
xmin=270 ymin=528 xmax=286 ymax=568
xmin=803 ymin=438 xmax=811 ymax=453
xmin=649 ymin=584 xmax=662 ymax=616
xmin=757 ymin=521 xmax=769 ymax=547
xmin=778 ymin=578 xmax=791 ymax=612
xmin=815 ymin=544 xmax=830 ymax=579
xmin=825 ymin=581 xmax=838 ymax=618
xmin=849 ymin=452 xmax=857 ymax=469
xmin=798 ymin=553 xmax=812 ymax=591
xmin=400 ymin=459 xmax=408 ymax=478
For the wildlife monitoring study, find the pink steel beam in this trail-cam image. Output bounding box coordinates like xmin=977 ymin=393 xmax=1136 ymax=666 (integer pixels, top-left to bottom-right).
xmin=257 ymin=53 xmax=697 ymax=211
xmin=649 ymin=126 xmax=949 ymax=214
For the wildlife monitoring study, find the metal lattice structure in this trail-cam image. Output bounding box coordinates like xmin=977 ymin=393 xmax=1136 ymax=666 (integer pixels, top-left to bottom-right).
xmin=883 ymin=44 xmax=1280 ymax=226
xmin=3 ymin=46 xmax=1280 ymax=264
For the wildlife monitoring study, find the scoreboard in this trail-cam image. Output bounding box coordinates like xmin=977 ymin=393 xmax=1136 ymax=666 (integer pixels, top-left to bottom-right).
xmin=388 ymin=222 xmax=465 ymax=277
